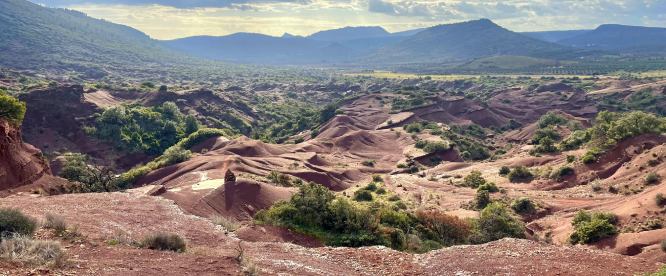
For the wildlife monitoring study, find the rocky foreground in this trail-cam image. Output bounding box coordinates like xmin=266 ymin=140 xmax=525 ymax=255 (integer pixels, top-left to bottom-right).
xmin=0 ymin=190 xmax=660 ymax=275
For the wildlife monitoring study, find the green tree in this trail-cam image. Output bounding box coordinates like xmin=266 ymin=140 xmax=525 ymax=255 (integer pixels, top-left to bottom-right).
xmin=0 ymin=94 xmax=26 ymax=125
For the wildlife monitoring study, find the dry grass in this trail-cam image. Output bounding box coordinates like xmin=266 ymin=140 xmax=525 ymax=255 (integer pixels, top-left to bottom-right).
xmin=0 ymin=235 xmax=67 ymax=267
xmin=43 ymin=214 xmax=81 ymax=241
xmin=140 ymin=233 xmax=186 ymax=252
xmin=235 ymin=241 xmax=259 ymax=276
xmin=211 ymin=215 xmax=240 ymax=232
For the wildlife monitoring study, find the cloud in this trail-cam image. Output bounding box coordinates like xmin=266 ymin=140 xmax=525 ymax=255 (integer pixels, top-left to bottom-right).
xmin=35 ymin=0 xmax=311 ymax=9
xmin=30 ymin=0 xmax=666 ymax=39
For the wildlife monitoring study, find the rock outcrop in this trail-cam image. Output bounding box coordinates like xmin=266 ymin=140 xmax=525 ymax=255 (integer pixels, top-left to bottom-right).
xmin=0 ymin=119 xmax=51 ymax=191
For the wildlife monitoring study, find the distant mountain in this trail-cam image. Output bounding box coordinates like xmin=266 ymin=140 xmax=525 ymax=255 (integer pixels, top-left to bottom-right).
xmin=522 ymin=30 xmax=591 ymax=43
xmin=308 ymin=26 xmax=390 ymax=41
xmin=367 ymin=19 xmax=581 ymax=64
xmin=0 ymin=0 xmax=186 ymax=76
xmin=162 ymin=33 xmax=352 ymax=64
xmin=390 ymin=28 xmax=427 ymax=37
xmin=558 ymin=24 xmax=666 ymax=53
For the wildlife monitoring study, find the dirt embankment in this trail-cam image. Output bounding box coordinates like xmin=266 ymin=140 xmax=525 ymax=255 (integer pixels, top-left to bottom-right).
xmin=0 ymin=119 xmax=65 ymax=195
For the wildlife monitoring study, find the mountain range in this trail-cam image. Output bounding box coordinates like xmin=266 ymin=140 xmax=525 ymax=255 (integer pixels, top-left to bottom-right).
xmin=3 ymin=0 xmax=666 ymax=72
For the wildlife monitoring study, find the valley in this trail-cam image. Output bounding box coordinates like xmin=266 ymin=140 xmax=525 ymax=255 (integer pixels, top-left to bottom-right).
xmin=1 ymin=0 xmax=666 ymax=275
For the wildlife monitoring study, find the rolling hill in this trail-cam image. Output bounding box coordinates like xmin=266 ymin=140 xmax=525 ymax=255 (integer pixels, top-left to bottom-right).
xmin=162 ymin=33 xmax=352 ymax=64
xmin=307 ymin=26 xmax=390 ymax=41
xmin=522 ymin=30 xmax=591 ymax=43
xmin=0 ymin=0 xmax=190 ymax=76
xmin=558 ymin=24 xmax=666 ymax=53
xmin=367 ymin=19 xmax=583 ymax=64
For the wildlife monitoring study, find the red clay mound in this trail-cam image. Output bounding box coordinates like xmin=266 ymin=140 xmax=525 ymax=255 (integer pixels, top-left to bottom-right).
xmin=186 ymin=177 xmax=294 ymax=220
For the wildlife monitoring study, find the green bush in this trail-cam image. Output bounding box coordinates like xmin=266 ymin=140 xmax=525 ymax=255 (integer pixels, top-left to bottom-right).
xmin=141 ymin=233 xmax=186 ymax=252
xmin=422 ymin=141 xmax=450 ymax=153
xmin=361 ymin=160 xmax=376 ymax=167
xmin=177 ymin=128 xmax=228 ymax=149
xmin=550 ymin=166 xmax=575 ymax=181
xmin=507 ymin=167 xmax=533 ymax=183
xmin=582 ymin=148 xmax=602 ymax=164
xmin=475 ymin=190 xmax=491 ymax=209
xmin=646 ymin=172 xmax=661 ymax=185
xmin=354 ymin=190 xmax=374 ymax=201
xmin=463 ymin=170 xmax=487 ymax=188
xmin=0 ymin=209 xmax=37 ymax=239
xmin=477 ymin=182 xmax=499 ymax=193
xmin=498 ymin=166 xmax=511 ymax=176
xmin=511 ymin=198 xmax=536 ymax=214
xmin=537 ymin=111 xmax=567 ymax=128
xmin=655 ymin=193 xmax=666 ymax=207
xmin=474 ymin=203 xmax=525 ymax=243
xmin=560 ymin=130 xmax=591 ymax=151
xmin=569 ymin=211 xmax=617 ymax=244
xmin=0 ymin=94 xmax=26 ymax=125
xmin=372 ymin=175 xmax=383 ymax=183
xmin=268 ymin=171 xmax=292 ymax=187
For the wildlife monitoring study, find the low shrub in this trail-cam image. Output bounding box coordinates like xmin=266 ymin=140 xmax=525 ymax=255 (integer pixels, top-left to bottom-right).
xmin=661 ymin=239 xmax=666 ymax=252
xmin=353 ymin=190 xmax=374 ymax=202
xmin=475 ymin=190 xmax=491 ymax=209
xmin=361 ymin=160 xmax=376 ymax=167
xmin=0 ymin=236 xmax=66 ymax=267
xmin=511 ymin=198 xmax=536 ymax=215
xmin=569 ymin=211 xmax=617 ymax=244
xmin=498 ymin=166 xmax=511 ymax=176
xmin=550 ymin=166 xmax=575 ymax=181
xmin=507 ymin=167 xmax=533 ymax=183
xmin=646 ymin=172 xmax=661 ymax=185
xmin=415 ymin=210 xmax=471 ymax=246
xmin=581 ymin=148 xmax=602 ymax=164
xmin=0 ymin=209 xmax=37 ymax=239
xmin=268 ymin=171 xmax=292 ymax=187
xmin=43 ymin=214 xmax=67 ymax=236
xmin=473 ymin=203 xmax=525 ymax=243
xmin=463 ymin=170 xmax=487 ymax=188
xmin=477 ymin=182 xmax=499 ymax=193
xmin=141 ymin=233 xmax=186 ymax=252
xmin=372 ymin=175 xmax=383 ymax=182
xmin=656 ymin=193 xmax=666 ymax=207
xmin=211 ymin=216 xmax=240 ymax=232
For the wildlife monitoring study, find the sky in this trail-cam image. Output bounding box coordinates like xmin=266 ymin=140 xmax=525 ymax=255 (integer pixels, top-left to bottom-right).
xmin=32 ymin=0 xmax=666 ymax=40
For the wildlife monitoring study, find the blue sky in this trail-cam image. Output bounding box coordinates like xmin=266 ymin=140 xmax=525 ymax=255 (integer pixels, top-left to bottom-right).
xmin=32 ymin=0 xmax=666 ymax=39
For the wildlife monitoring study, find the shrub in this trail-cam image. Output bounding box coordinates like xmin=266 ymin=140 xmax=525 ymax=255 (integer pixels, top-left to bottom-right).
xmin=477 ymin=182 xmax=499 ymax=193
xmin=661 ymin=239 xmax=666 ymax=252
xmin=211 ymin=216 xmax=240 ymax=232
xmin=141 ymin=233 xmax=186 ymax=252
xmin=646 ymin=172 xmax=661 ymax=185
xmin=581 ymin=147 xmax=602 ymax=164
xmin=364 ymin=183 xmax=378 ymax=191
xmin=474 ymin=203 xmax=525 ymax=243
xmin=422 ymin=141 xmax=450 ymax=153
xmin=550 ymin=166 xmax=575 ymax=181
xmin=404 ymin=122 xmax=423 ymax=133
xmin=656 ymin=193 xmax=666 ymax=207
xmin=569 ymin=211 xmax=617 ymax=244
xmin=372 ymin=175 xmax=383 ymax=182
xmin=43 ymin=214 xmax=67 ymax=236
xmin=507 ymin=167 xmax=533 ymax=183
xmin=498 ymin=166 xmax=511 ymax=176
xmin=537 ymin=111 xmax=567 ymax=128
xmin=176 ymin=128 xmax=228 ymax=149
xmin=463 ymin=170 xmax=487 ymax=188
xmin=267 ymin=171 xmax=292 ymax=187
xmin=0 ymin=236 xmax=66 ymax=267
xmin=415 ymin=210 xmax=471 ymax=246
xmin=511 ymin=198 xmax=536 ymax=214
xmin=560 ymin=130 xmax=592 ymax=151
xmin=0 ymin=94 xmax=26 ymax=125
xmin=361 ymin=160 xmax=376 ymax=167
xmin=60 ymin=153 xmax=119 ymax=193
xmin=566 ymin=155 xmax=576 ymax=163
xmin=354 ymin=190 xmax=374 ymax=202
xmin=376 ymin=188 xmax=387 ymax=194
xmin=0 ymin=209 xmax=37 ymax=239
xmin=475 ymin=190 xmax=491 ymax=209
